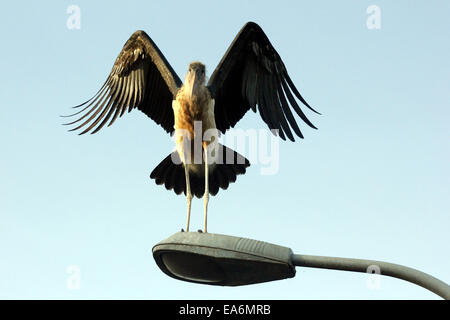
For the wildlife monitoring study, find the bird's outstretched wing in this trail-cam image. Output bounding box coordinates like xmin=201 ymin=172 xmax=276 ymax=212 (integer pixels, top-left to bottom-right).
xmin=64 ymin=30 xmax=182 ymax=134
xmin=207 ymin=22 xmax=319 ymax=141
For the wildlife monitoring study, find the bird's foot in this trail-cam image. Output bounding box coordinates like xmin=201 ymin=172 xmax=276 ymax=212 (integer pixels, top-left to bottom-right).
xmin=197 ymin=229 xmax=203 ymax=233
xmin=181 ymin=228 xmax=185 ymax=232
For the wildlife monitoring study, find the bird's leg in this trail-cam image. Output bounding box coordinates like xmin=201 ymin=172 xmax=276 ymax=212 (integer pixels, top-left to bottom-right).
xmin=184 ymin=162 xmax=192 ymax=232
xmin=203 ymin=143 xmax=209 ymax=233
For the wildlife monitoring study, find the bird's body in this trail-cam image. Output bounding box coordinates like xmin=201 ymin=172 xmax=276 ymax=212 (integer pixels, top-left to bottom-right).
xmin=65 ymin=22 xmax=319 ymax=232
xmin=172 ymin=62 xmax=216 ymax=167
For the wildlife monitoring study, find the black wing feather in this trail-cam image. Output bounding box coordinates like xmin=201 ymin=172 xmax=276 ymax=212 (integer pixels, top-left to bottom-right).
xmin=64 ymin=30 xmax=182 ymax=134
xmin=207 ymin=22 xmax=318 ymax=141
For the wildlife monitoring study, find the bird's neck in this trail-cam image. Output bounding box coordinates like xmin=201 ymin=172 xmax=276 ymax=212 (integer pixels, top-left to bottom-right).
xmin=178 ymin=84 xmax=210 ymax=110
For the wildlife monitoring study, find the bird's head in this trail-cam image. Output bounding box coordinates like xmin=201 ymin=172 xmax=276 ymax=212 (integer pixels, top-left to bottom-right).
xmin=185 ymin=61 xmax=206 ymax=98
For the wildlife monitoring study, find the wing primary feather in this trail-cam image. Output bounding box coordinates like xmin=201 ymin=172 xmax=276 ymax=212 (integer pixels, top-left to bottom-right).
xmin=122 ymin=69 xmax=133 ymax=114
xmin=133 ymin=67 xmax=144 ymax=110
xmin=133 ymin=67 xmax=142 ymax=109
xmin=80 ymin=99 xmax=114 ymax=135
xmin=92 ymin=77 xmax=126 ymax=133
xmin=262 ymin=73 xmax=289 ymax=140
xmin=132 ymin=68 xmax=141 ymax=106
xmin=255 ymin=70 xmax=271 ymax=129
xmin=129 ymin=69 xmax=139 ymax=112
xmin=269 ymin=75 xmax=293 ymax=141
xmin=139 ymin=65 xmax=147 ymax=104
xmin=66 ymin=82 xmax=113 ymax=129
xmin=120 ymin=72 xmax=133 ymax=118
xmin=258 ymin=73 xmax=279 ymax=136
xmin=136 ymin=66 xmax=144 ymax=105
xmin=281 ymin=77 xmax=317 ymax=130
xmin=275 ymin=73 xmax=303 ymax=138
xmin=78 ymin=78 xmax=122 ymax=135
xmin=264 ymin=76 xmax=286 ymax=140
xmin=284 ymin=72 xmax=321 ymax=115
xmin=62 ymin=77 xmax=112 ymax=120
xmin=71 ymin=77 xmax=109 ymax=109
xmin=108 ymin=74 xmax=130 ymax=126
xmin=244 ymin=59 xmax=258 ymax=110
xmin=91 ymin=101 xmax=117 ymax=134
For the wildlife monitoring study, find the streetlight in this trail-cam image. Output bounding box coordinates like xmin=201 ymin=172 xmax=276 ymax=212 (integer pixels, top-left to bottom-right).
xmin=152 ymin=232 xmax=450 ymax=299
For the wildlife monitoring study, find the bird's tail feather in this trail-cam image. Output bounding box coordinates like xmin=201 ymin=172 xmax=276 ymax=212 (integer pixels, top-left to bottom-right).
xmin=150 ymin=144 xmax=250 ymax=198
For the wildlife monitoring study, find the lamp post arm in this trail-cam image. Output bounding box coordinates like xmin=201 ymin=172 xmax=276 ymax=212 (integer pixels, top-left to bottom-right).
xmin=291 ymin=254 xmax=450 ymax=299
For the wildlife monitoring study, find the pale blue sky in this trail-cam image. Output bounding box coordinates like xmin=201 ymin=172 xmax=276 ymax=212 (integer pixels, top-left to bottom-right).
xmin=0 ymin=1 xmax=449 ymax=299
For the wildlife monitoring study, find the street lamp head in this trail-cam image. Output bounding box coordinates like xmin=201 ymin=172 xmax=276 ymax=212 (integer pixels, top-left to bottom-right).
xmin=152 ymin=232 xmax=296 ymax=286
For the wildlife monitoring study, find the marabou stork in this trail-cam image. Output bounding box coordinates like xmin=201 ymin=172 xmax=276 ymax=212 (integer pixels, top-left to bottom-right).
xmin=64 ymin=22 xmax=319 ymax=233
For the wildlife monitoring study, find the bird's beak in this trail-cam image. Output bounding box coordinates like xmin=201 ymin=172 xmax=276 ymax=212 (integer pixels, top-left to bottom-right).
xmin=187 ymin=70 xmax=200 ymax=99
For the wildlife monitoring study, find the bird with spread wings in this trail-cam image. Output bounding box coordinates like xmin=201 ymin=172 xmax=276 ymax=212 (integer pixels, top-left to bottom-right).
xmin=64 ymin=22 xmax=319 ymax=233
